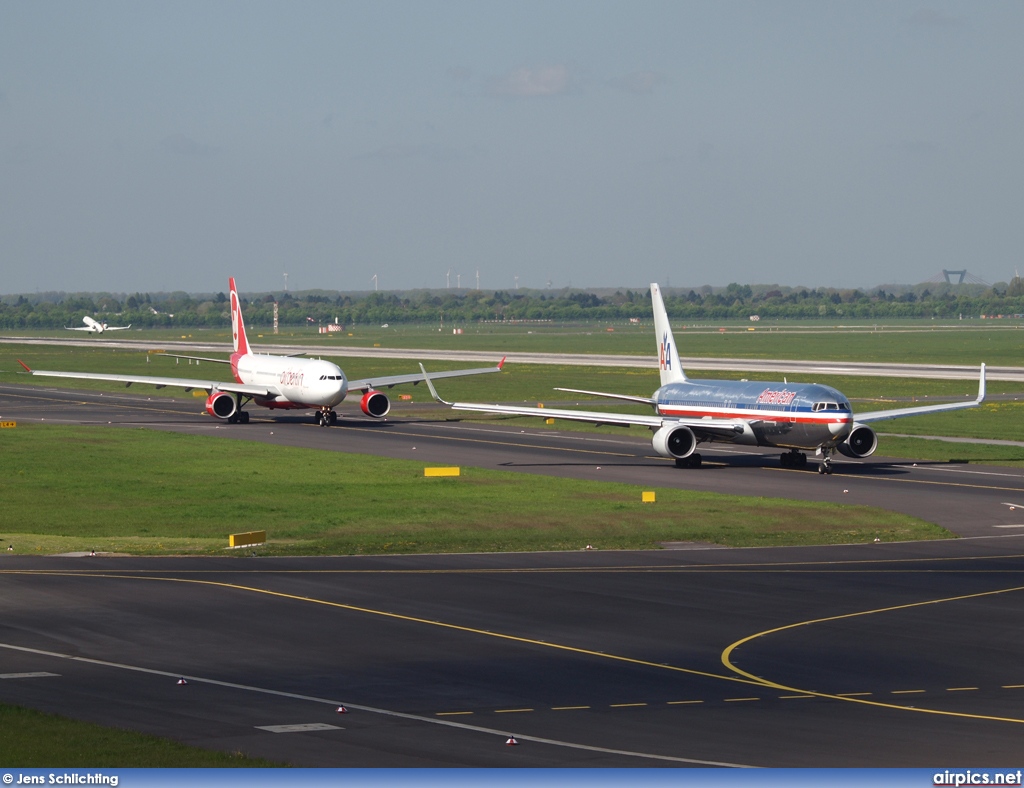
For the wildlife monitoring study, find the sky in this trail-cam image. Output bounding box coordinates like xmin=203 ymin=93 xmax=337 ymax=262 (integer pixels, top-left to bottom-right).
xmin=1 ymin=0 xmax=1022 ymax=295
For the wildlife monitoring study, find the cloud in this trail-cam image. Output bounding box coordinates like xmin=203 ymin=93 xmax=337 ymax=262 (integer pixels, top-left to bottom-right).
xmin=609 ymin=71 xmax=667 ymax=95
xmin=161 ymin=133 xmax=221 ymax=156
xmin=359 ymin=143 xmax=461 ymax=163
xmin=486 ymin=64 xmax=571 ymax=97
xmin=446 ymin=66 xmax=473 ymax=82
xmin=902 ymin=8 xmax=964 ymax=29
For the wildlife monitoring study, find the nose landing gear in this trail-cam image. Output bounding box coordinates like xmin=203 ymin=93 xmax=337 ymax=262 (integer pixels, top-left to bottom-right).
xmin=315 ymin=409 xmax=338 ymax=427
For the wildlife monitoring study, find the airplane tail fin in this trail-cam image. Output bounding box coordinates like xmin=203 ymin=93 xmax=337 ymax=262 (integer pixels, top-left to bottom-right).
xmin=229 ymin=277 xmax=250 ymax=356
xmin=651 ymin=283 xmax=686 ymax=385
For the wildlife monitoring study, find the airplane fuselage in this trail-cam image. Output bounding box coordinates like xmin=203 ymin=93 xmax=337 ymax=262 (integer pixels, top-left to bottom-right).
xmin=655 ymin=379 xmax=853 ymax=450
xmin=232 ymin=353 xmax=348 ymax=410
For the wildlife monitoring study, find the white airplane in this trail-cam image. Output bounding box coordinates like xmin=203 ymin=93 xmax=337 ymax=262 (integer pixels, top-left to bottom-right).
xmin=65 ymin=316 xmax=132 ymax=333
xmin=423 ymin=282 xmax=986 ymax=474
xmin=22 ymin=277 xmax=504 ymax=427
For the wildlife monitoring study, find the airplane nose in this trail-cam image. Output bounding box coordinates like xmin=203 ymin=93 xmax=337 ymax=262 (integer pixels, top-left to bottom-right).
xmin=829 ymin=418 xmax=852 ymax=438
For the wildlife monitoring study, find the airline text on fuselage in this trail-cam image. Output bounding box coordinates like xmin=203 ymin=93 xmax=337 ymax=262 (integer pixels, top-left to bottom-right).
xmin=756 ymin=388 xmax=797 ymax=406
xmin=280 ymin=369 xmax=305 ymax=387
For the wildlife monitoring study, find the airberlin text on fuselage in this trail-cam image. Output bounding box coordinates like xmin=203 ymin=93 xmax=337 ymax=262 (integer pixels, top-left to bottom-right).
xmin=279 ymin=369 xmax=305 ymax=387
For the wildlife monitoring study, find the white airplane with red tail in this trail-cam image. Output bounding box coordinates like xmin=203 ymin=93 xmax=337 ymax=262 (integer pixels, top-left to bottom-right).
xmin=65 ymin=316 xmax=132 ymax=333
xmin=21 ymin=277 xmax=503 ymax=427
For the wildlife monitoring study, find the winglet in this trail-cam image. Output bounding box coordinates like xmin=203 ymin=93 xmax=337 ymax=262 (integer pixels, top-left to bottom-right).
xmin=419 ymin=363 xmax=452 ymax=405
xmin=977 ymin=363 xmax=986 ymax=404
xmin=498 ymin=355 xmax=507 ymax=371
xmin=17 ymin=359 xmax=32 ymax=373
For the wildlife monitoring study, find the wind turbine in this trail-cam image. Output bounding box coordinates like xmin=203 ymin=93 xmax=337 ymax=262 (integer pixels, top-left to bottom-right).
xmin=446 ymin=267 xmax=452 ymax=289
xmin=370 ymin=274 xmax=378 ymax=291
xmin=476 ymin=268 xmax=480 ymax=290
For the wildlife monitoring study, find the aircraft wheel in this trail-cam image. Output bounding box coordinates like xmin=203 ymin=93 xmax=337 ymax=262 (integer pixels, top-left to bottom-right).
xmin=780 ymin=452 xmax=791 ymax=468
xmin=328 ymin=411 xmax=338 ymax=426
xmin=240 ymin=411 xmax=249 ymax=424
xmin=799 ymin=453 xmax=808 ymax=468
xmin=818 ymin=463 xmax=826 ymax=475
xmin=228 ymin=414 xmax=238 ymax=424
xmin=689 ymin=453 xmax=702 ymax=468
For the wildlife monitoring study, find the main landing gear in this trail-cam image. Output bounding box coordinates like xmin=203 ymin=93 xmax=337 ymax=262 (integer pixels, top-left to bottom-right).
xmin=780 ymin=450 xmax=807 ymax=469
xmin=315 ymin=409 xmax=338 ymax=427
xmin=674 ymin=453 xmax=702 ymax=469
xmin=227 ymin=411 xmax=249 ymax=424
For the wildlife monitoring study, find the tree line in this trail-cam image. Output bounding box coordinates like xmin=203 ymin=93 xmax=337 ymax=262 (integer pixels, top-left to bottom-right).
xmin=3 ymin=281 xmax=1024 ymax=330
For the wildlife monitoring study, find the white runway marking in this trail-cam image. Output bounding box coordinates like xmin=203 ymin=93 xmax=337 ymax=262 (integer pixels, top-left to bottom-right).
xmin=256 ymin=723 xmax=342 ymax=733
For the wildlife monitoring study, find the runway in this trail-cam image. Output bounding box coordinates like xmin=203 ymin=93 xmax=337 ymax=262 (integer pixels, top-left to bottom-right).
xmin=3 ymin=543 xmax=1024 ymax=766
xmin=1 ymin=334 xmax=1017 ymax=381
xmin=3 ymin=382 xmax=1024 ymax=765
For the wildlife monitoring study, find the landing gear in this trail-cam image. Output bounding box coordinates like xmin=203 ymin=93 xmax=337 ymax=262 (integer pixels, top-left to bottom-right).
xmin=780 ymin=450 xmax=807 ymax=469
xmin=817 ymin=455 xmax=834 ymax=475
xmin=227 ymin=410 xmax=250 ymax=424
xmin=675 ymin=453 xmax=702 ymax=469
xmin=316 ymin=409 xmax=338 ymax=427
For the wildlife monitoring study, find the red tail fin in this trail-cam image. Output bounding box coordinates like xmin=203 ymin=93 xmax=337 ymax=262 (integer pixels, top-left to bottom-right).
xmin=229 ymin=277 xmax=250 ymax=356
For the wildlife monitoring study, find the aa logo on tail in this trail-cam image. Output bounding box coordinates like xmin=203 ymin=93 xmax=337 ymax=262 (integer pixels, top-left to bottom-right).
xmin=659 ymin=332 xmax=672 ymax=370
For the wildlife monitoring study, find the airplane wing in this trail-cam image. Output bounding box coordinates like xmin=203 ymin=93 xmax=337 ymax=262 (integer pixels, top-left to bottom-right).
xmin=553 ymin=387 xmax=658 ymax=406
xmin=346 ymin=358 xmax=505 ymax=394
xmin=64 ymin=326 xmax=95 ymax=331
xmin=104 ymin=325 xmax=132 ymax=331
xmin=16 ymin=361 xmax=273 ymax=397
xmin=159 ymin=350 xmax=306 ymax=365
xmin=160 ymin=353 xmax=232 ymax=364
xmin=418 ymin=365 xmax=745 ymax=439
xmin=856 ymin=364 xmax=986 ymax=423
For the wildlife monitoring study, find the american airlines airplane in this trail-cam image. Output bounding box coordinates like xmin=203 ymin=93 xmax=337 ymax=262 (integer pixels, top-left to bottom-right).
xmin=21 ymin=277 xmax=503 ymax=427
xmin=424 ymin=283 xmax=986 ymax=474
xmin=65 ymin=316 xmax=132 ymax=333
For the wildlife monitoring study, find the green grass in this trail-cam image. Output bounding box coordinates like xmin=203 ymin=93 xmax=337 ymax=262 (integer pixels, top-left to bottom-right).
xmin=0 ymin=425 xmax=947 ymax=554
xmin=0 ymin=703 xmax=281 ymax=766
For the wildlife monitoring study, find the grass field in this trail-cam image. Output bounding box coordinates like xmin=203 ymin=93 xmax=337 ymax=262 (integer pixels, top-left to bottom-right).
xmin=0 ymin=425 xmax=948 ymax=555
xmin=0 ymin=704 xmax=280 ymax=767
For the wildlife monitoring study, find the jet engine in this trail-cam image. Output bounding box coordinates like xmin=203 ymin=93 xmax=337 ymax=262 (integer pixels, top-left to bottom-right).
xmin=360 ymin=390 xmax=391 ymax=419
xmin=837 ymin=424 xmax=878 ymax=458
xmin=205 ymin=391 xmax=237 ymax=420
xmin=652 ymin=424 xmax=697 ymax=460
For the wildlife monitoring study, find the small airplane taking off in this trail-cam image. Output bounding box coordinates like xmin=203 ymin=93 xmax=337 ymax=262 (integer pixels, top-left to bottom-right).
xmin=423 ymin=283 xmax=986 ymax=474
xmin=65 ymin=316 xmax=132 ymax=333
xmin=22 ymin=277 xmax=503 ymax=427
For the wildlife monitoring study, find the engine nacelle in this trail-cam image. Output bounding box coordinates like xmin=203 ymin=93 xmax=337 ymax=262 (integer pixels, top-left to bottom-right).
xmin=360 ymin=390 xmax=391 ymax=419
xmin=652 ymin=424 xmax=697 ymax=460
xmin=837 ymin=423 xmax=878 ymax=458
xmin=205 ymin=391 xmax=237 ymax=420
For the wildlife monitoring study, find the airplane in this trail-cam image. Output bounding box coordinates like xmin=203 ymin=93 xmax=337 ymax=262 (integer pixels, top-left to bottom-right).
xmin=21 ymin=277 xmax=504 ymax=427
xmin=65 ymin=316 xmax=132 ymax=333
xmin=422 ymin=282 xmax=986 ymax=475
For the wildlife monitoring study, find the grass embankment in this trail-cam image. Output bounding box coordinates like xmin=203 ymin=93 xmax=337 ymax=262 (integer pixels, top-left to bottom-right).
xmin=0 ymin=703 xmax=279 ymax=767
xmin=0 ymin=426 xmax=947 ymax=554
